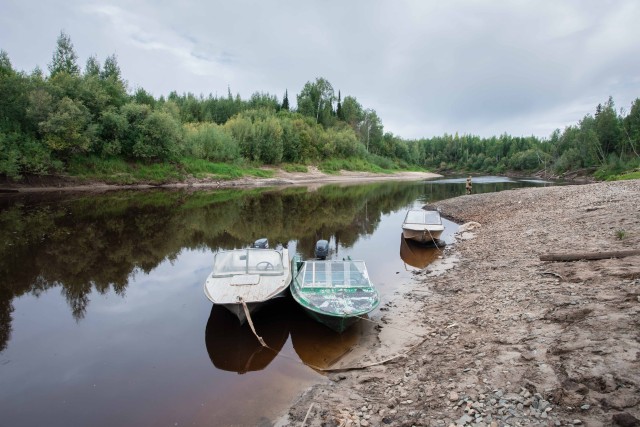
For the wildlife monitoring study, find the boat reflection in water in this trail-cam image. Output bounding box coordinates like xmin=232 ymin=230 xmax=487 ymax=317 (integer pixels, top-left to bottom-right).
xmin=399 ymin=233 xmax=444 ymax=270
xmin=289 ymin=305 xmax=372 ymax=370
xmin=204 ymin=300 xmax=290 ymax=374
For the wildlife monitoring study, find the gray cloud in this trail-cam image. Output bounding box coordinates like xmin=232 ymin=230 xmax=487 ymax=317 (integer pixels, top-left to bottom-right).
xmin=1 ymin=0 xmax=639 ymax=139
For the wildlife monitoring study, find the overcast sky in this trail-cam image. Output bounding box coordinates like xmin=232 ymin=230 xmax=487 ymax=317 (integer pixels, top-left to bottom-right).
xmin=2 ymin=0 xmax=639 ymax=139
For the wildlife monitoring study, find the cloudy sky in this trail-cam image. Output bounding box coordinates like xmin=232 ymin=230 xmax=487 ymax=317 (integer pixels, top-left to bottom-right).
xmin=2 ymin=0 xmax=639 ymax=139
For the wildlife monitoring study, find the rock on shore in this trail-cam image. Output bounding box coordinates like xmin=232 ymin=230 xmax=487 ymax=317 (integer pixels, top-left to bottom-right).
xmin=280 ymin=180 xmax=640 ymax=427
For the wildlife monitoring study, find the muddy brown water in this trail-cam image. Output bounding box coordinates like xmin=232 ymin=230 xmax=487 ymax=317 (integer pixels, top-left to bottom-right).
xmin=0 ymin=177 xmax=560 ymax=426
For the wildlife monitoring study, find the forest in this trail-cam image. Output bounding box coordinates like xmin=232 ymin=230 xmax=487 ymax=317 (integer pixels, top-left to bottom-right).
xmin=1 ymin=31 xmax=639 ymax=182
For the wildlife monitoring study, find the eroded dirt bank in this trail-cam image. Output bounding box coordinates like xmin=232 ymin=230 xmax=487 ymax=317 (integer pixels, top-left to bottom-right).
xmin=282 ymin=180 xmax=640 ymax=427
xmin=0 ymin=168 xmax=441 ymax=193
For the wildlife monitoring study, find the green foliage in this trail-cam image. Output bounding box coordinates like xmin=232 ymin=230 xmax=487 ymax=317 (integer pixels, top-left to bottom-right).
xmin=297 ymin=77 xmax=335 ymax=127
xmin=611 ymin=170 xmax=640 ymax=180
xmin=282 ymin=163 xmax=308 ymax=173
xmin=615 ymin=229 xmax=627 ymax=240
xmin=183 ymin=122 xmax=240 ymax=162
xmin=39 ymin=97 xmax=92 ymax=156
xmin=594 ymin=156 xmax=640 ymax=181
xmin=48 ymin=31 xmax=80 ymax=77
xmin=3 ymin=32 xmax=640 ymax=183
xmin=179 ymin=158 xmax=273 ymax=179
xmin=0 ymin=132 xmax=62 ymax=178
xmin=319 ymin=157 xmax=390 ymax=174
xmin=67 ymin=156 xmax=182 ymax=184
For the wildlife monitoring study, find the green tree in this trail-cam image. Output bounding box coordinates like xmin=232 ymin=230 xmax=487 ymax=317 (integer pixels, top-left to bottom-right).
xmin=359 ymin=109 xmax=383 ymax=153
xmin=0 ymin=50 xmax=13 ymax=77
xmin=39 ymin=97 xmax=92 ymax=156
xmin=623 ymin=98 xmax=640 ymax=158
xmin=594 ymin=96 xmax=622 ymax=160
xmin=296 ymin=77 xmax=335 ymax=126
xmin=281 ymin=89 xmax=289 ymax=111
xmin=248 ymin=92 xmax=279 ymax=112
xmin=48 ymin=31 xmax=80 ymax=77
xmin=84 ymin=56 xmax=101 ymax=77
xmin=340 ymin=96 xmax=363 ymax=128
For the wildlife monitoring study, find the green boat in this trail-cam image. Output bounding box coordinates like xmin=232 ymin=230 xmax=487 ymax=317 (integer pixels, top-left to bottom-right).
xmin=290 ymin=258 xmax=380 ymax=333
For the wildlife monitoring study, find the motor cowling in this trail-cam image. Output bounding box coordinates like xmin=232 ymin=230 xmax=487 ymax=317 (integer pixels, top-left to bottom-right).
xmin=253 ymin=238 xmax=269 ymax=249
xmin=315 ymin=239 xmax=329 ymax=259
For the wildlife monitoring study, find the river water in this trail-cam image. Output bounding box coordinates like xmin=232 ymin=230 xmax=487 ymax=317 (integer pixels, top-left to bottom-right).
xmin=0 ymin=176 xmax=556 ymax=426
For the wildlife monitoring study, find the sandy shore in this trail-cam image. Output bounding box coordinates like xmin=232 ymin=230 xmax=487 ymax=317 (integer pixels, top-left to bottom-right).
xmin=0 ymin=167 xmax=442 ymax=193
xmin=281 ymin=179 xmax=640 ymax=427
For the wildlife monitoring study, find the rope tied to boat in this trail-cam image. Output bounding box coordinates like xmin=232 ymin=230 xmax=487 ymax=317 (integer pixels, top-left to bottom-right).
xmin=238 ymin=297 xmax=267 ymax=348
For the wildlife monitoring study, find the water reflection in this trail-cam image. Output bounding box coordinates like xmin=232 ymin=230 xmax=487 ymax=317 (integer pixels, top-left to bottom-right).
xmin=289 ymin=304 xmax=370 ymax=370
xmin=0 ymin=177 xmax=561 ymax=426
xmin=399 ymin=234 xmax=443 ymax=270
xmin=205 ymin=302 xmax=290 ymax=374
xmin=0 ymin=182 xmax=427 ymax=350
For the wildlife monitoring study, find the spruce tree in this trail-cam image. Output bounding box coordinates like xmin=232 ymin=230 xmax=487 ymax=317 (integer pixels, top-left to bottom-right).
xmin=282 ymin=89 xmax=289 ymax=111
xmin=48 ymin=31 xmax=80 ymax=77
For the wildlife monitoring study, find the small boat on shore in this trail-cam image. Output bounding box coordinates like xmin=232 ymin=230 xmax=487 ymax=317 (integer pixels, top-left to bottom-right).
xmin=203 ymin=247 xmax=291 ymax=323
xmin=290 ymin=259 xmax=380 ymax=333
xmin=402 ymin=209 xmax=445 ymax=244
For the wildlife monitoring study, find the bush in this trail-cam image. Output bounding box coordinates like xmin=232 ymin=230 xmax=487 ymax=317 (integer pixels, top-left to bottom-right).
xmin=0 ymin=131 xmax=61 ymax=179
xmin=183 ymin=122 xmax=240 ymax=162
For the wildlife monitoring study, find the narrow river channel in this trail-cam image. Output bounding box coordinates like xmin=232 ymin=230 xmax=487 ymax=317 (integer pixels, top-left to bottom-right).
xmin=0 ymin=176 xmax=556 ymax=426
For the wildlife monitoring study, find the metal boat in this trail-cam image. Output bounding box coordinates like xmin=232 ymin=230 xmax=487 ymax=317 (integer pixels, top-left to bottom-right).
xmin=290 ymin=259 xmax=380 ymax=333
xmin=401 ymin=209 xmax=445 ymax=243
xmin=203 ymin=247 xmax=291 ymax=323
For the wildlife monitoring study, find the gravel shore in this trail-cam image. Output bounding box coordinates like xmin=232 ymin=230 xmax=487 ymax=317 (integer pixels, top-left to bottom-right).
xmin=281 ymin=179 xmax=640 ymax=427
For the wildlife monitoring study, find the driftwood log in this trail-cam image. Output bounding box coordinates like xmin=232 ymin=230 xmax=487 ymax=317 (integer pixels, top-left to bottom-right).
xmin=540 ymin=249 xmax=640 ymax=262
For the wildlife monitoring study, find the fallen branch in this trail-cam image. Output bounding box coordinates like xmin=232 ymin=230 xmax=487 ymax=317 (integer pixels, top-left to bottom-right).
xmin=540 ymin=249 xmax=640 ymax=262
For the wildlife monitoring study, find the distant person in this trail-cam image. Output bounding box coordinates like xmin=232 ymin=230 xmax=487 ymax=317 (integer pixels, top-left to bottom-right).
xmin=465 ymin=176 xmax=472 ymax=195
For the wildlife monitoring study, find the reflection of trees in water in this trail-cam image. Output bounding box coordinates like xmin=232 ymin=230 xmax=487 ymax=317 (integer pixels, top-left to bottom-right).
xmin=0 ymin=181 xmax=426 ymax=349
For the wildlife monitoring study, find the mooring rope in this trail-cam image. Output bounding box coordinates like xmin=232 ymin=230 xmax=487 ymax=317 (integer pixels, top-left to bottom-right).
xmin=239 ymin=298 xmax=267 ymax=347
xmin=237 ymin=298 xmax=430 ymax=373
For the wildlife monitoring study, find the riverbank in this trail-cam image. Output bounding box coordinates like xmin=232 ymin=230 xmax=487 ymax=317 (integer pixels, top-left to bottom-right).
xmin=281 ymin=179 xmax=640 ymax=427
xmin=0 ymin=168 xmax=442 ymax=193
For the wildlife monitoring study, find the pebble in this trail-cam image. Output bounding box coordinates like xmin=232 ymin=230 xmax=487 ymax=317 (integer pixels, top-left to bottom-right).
xmin=431 ymin=386 xmax=565 ymax=427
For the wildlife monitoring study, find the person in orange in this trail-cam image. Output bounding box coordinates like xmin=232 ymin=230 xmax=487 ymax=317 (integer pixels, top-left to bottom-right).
xmin=465 ymin=176 xmax=472 ymax=195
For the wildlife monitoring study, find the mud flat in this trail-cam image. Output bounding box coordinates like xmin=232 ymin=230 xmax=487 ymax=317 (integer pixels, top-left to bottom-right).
xmin=281 ymin=179 xmax=640 ymax=427
xmin=0 ymin=168 xmax=441 ymax=193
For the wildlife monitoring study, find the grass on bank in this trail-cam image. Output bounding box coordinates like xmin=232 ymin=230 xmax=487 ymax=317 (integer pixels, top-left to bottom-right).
xmin=64 ymin=155 xmax=431 ymax=185
xmin=319 ymin=157 xmax=393 ymax=174
xmin=67 ymin=156 xmax=273 ymax=184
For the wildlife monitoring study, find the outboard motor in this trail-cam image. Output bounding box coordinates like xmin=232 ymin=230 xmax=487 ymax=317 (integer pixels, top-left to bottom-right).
xmin=253 ymin=238 xmax=269 ymax=249
xmin=315 ymin=239 xmax=329 ymax=260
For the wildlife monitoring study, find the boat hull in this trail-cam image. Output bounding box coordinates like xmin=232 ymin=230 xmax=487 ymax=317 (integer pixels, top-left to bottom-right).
xmin=222 ymin=289 xmax=288 ymax=324
xmin=402 ymin=226 xmax=444 ymax=243
xmin=300 ymin=308 xmax=361 ymax=333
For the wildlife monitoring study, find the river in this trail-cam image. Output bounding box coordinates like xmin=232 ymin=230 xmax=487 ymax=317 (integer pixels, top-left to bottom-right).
xmin=0 ymin=176 xmax=557 ymax=426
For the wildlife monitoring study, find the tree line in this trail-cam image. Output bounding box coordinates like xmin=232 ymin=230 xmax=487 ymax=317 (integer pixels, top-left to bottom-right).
xmin=1 ymin=31 xmax=639 ymax=181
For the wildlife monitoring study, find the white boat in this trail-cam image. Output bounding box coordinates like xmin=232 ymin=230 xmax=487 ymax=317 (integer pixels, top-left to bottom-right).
xmin=203 ymin=247 xmax=291 ymax=323
xmin=402 ymin=209 xmax=445 ymax=243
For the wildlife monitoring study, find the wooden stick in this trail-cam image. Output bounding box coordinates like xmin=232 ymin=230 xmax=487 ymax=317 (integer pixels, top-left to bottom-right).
xmin=301 ymin=403 xmax=314 ymax=427
xmin=540 ymin=249 xmax=640 ymax=262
